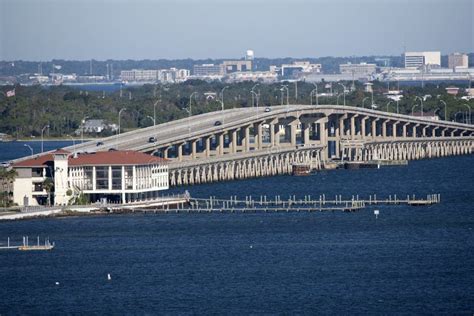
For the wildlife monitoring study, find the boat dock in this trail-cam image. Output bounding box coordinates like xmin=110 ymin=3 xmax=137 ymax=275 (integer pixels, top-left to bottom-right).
xmin=0 ymin=236 xmax=55 ymax=251
xmin=128 ymin=193 xmax=439 ymax=214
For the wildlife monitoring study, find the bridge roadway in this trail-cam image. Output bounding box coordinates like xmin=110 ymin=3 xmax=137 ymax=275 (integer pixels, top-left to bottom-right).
xmin=61 ymin=104 xmax=474 ymax=155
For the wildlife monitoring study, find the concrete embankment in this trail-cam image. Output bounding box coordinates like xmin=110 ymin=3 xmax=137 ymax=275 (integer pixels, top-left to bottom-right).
xmin=0 ymin=196 xmax=189 ymax=221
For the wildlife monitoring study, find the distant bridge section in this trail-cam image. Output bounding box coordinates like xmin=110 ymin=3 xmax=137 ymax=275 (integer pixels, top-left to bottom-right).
xmin=13 ymin=105 xmax=474 ymax=186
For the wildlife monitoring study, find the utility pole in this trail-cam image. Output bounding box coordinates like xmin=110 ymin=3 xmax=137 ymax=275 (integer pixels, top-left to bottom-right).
xmin=295 ymin=81 xmax=298 ymax=101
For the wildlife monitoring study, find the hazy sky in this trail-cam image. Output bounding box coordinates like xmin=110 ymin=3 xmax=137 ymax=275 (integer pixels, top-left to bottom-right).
xmin=1 ymin=0 xmax=472 ymax=61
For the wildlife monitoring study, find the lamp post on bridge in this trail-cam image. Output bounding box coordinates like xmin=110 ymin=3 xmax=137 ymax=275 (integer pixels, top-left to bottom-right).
xmin=336 ymin=93 xmax=343 ymax=106
xmin=311 ymin=83 xmax=318 ymax=106
xmin=414 ymin=96 xmax=424 ymax=117
xmin=41 ymin=124 xmax=49 ymax=153
xmin=337 ymin=82 xmax=346 ymax=106
xmin=81 ymin=115 xmax=89 ymax=144
xmin=463 ymin=104 xmax=471 ymax=124
xmin=386 ymin=100 xmax=394 ymax=113
xmin=280 ymin=85 xmax=289 ymax=111
xmin=220 ymin=86 xmax=229 ymax=112
xmin=439 ymin=100 xmax=447 ymax=121
xmin=24 ymin=144 xmax=33 ymax=156
xmin=411 ymin=103 xmax=418 ymax=117
xmin=153 ymin=99 xmax=159 ymax=127
xmin=117 ymin=108 xmax=127 ymax=149
xmin=362 ymin=97 xmax=370 ymax=108
xmin=251 ymin=84 xmax=259 ymax=107
xmin=68 ymin=135 xmax=76 ymax=156
xmin=186 ymin=92 xmax=198 ymax=137
xmin=454 ymin=111 xmax=464 ymax=123
xmin=146 ymin=115 xmax=155 ymax=126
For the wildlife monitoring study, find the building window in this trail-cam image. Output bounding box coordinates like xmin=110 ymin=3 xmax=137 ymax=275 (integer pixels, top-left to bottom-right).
xmin=112 ymin=166 xmax=122 ymax=190
xmin=124 ymin=166 xmax=133 ymax=190
xmin=96 ymin=166 xmax=109 ymax=190
xmin=84 ymin=167 xmax=93 ymax=190
xmin=32 ymin=168 xmax=43 ymax=177
xmin=33 ymin=182 xmax=43 ymax=192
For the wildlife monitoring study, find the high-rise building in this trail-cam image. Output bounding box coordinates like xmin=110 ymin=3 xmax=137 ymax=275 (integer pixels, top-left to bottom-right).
xmin=120 ymin=69 xmax=158 ymax=81
xmin=222 ymin=60 xmax=252 ymax=73
xmin=448 ymin=53 xmax=468 ymax=69
xmin=404 ymin=51 xmax=441 ymax=69
xmin=339 ymin=62 xmax=376 ymax=76
xmin=193 ymin=64 xmax=225 ymax=76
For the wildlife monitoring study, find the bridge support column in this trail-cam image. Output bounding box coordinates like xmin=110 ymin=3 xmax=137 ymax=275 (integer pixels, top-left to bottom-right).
xmin=393 ymin=121 xmax=399 ymax=138
xmin=318 ymin=117 xmax=328 ymax=161
xmin=177 ymin=144 xmax=183 ymax=161
xmin=217 ymin=133 xmax=224 ymax=156
xmin=191 ymin=140 xmax=197 ymax=159
xmin=255 ymin=123 xmax=263 ymax=150
xmin=382 ymin=120 xmax=387 ymax=138
xmin=244 ymin=126 xmax=250 ymax=152
xmin=350 ymin=115 xmax=356 ymax=139
xmin=361 ymin=117 xmax=367 ymax=138
xmin=371 ymin=119 xmax=377 ymax=139
xmin=402 ymin=123 xmax=408 ymax=138
xmin=290 ymin=123 xmax=297 ymax=146
xmin=205 ymin=136 xmax=211 ymax=158
xmin=231 ymin=129 xmax=237 ymax=154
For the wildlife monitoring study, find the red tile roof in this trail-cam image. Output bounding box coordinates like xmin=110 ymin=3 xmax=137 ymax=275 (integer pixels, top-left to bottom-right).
xmin=12 ymin=153 xmax=54 ymax=168
xmin=69 ymin=151 xmax=168 ymax=166
xmin=12 ymin=149 xmax=70 ymax=168
xmin=13 ymin=150 xmax=167 ymax=168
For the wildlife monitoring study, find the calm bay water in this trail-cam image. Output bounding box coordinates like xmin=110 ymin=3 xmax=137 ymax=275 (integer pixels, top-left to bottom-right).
xmin=0 ymin=141 xmax=473 ymax=314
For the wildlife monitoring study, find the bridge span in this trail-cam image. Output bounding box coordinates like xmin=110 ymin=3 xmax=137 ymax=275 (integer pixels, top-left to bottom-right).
xmin=28 ymin=105 xmax=474 ymax=186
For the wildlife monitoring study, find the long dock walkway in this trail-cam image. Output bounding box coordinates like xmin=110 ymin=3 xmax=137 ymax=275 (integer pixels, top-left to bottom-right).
xmin=128 ymin=193 xmax=440 ymax=214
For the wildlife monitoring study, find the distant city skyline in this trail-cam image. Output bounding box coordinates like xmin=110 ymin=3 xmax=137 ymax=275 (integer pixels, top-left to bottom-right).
xmin=0 ymin=0 xmax=472 ymax=61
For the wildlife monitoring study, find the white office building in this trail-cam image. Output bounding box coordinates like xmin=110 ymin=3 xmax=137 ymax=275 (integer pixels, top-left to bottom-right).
xmin=404 ymin=51 xmax=441 ymax=69
xmin=12 ymin=150 xmax=169 ymax=206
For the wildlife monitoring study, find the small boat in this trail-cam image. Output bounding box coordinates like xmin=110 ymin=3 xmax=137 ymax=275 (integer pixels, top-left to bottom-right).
xmin=292 ymin=164 xmax=311 ymax=176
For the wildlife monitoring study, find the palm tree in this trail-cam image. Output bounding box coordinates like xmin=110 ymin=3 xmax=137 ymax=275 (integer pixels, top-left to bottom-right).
xmin=43 ymin=178 xmax=54 ymax=206
xmin=0 ymin=168 xmax=17 ymax=207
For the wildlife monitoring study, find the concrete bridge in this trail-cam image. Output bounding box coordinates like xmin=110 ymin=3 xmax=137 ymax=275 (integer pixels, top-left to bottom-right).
xmin=60 ymin=105 xmax=474 ymax=186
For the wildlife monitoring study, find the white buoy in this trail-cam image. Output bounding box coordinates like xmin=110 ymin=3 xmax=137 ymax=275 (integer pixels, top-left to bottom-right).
xmin=374 ymin=209 xmax=380 ymax=219
xmin=55 ymin=282 xmax=60 ymax=285
xmin=250 ymin=245 xmax=253 ymax=249
xmin=107 ymin=273 xmax=111 ymax=281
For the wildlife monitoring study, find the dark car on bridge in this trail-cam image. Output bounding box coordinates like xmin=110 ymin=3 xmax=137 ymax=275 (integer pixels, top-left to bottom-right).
xmin=96 ymin=142 xmax=104 ymax=146
xmin=214 ymin=121 xmax=222 ymax=126
xmin=149 ymin=137 xmax=157 ymax=143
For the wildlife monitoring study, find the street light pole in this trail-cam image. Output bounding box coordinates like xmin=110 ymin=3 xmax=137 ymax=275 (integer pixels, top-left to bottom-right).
xmin=251 ymin=84 xmax=259 ymax=107
xmin=146 ymin=115 xmax=155 ymax=126
xmin=414 ymin=96 xmax=424 ymax=117
xmin=454 ymin=111 xmax=463 ymax=123
xmin=220 ymin=86 xmax=229 ymax=112
xmin=24 ymin=144 xmax=33 ymax=156
xmin=41 ymin=125 xmax=49 ymax=153
xmin=153 ymin=100 xmax=159 ymax=127
xmin=68 ymin=135 xmax=76 ymax=155
xmin=187 ymin=92 xmax=198 ymax=135
xmin=386 ymin=101 xmax=394 ymax=113
xmin=411 ymin=104 xmax=418 ymax=117
xmin=362 ymin=97 xmax=370 ymax=108
xmin=337 ymin=83 xmax=346 ymax=106
xmin=440 ymin=100 xmax=447 ymax=121
xmin=81 ymin=116 xmax=89 ymax=144
xmin=117 ymin=108 xmax=126 ymax=149
xmin=312 ymin=83 xmax=318 ymax=106
xmin=464 ymin=104 xmax=471 ymax=124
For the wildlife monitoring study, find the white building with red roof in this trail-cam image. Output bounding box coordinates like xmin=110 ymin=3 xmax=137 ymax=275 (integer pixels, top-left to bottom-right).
xmin=11 ymin=150 xmax=169 ymax=206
